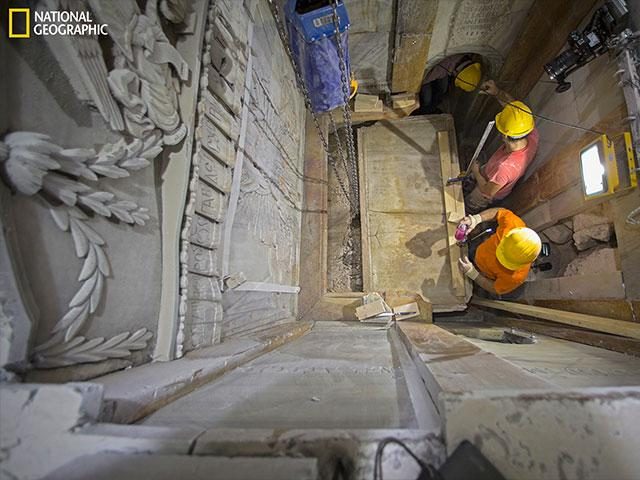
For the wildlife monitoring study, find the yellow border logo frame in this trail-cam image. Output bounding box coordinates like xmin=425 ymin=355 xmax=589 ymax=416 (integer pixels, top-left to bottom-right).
xmin=9 ymin=8 xmax=30 ymax=38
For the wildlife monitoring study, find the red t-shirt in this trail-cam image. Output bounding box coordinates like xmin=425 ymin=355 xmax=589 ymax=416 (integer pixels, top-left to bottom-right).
xmin=482 ymin=128 xmax=539 ymax=199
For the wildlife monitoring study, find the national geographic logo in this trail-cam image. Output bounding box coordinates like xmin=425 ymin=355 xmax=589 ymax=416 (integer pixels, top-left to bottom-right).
xmin=8 ymin=8 xmax=29 ymax=38
xmin=7 ymin=7 xmax=108 ymax=39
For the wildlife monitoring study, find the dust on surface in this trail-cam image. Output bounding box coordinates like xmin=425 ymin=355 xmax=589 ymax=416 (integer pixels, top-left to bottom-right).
xmin=327 ymin=128 xmax=363 ymax=292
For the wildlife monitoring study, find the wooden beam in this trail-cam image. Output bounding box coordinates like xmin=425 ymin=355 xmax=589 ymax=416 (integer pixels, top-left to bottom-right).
xmin=390 ymin=0 xmax=438 ymax=93
xmin=438 ymin=131 xmax=466 ymax=298
xmin=473 ymin=298 xmax=640 ymax=340
xmin=357 ymin=128 xmax=373 ymax=292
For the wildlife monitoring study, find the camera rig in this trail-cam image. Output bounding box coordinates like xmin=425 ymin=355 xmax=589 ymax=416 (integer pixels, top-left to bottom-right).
xmin=545 ymin=0 xmax=632 ymax=93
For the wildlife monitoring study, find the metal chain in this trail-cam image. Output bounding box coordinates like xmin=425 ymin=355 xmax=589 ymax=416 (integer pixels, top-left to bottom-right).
xmin=330 ymin=0 xmax=360 ymax=212
xmin=267 ymin=0 xmax=358 ymax=213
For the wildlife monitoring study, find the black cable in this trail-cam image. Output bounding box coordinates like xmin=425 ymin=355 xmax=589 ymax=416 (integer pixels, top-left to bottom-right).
xmin=433 ymin=63 xmax=612 ymax=138
xmin=373 ymin=437 xmax=438 ymax=480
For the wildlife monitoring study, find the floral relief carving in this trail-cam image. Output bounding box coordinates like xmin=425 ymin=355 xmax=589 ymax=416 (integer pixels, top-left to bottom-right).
xmin=0 ymin=0 xmax=190 ymax=368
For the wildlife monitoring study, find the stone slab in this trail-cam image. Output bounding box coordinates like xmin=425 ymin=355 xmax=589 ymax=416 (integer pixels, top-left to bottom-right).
xmin=95 ymin=322 xmax=313 ymax=424
xmin=193 ymin=428 xmax=444 ymax=480
xmin=141 ymin=322 xmax=422 ymax=430
xmin=0 ymin=383 xmax=202 ymax=480
xmin=358 ymin=115 xmax=466 ymax=311
xmin=442 ymin=387 xmax=640 ymax=480
xmin=43 ymin=454 xmax=318 ymax=480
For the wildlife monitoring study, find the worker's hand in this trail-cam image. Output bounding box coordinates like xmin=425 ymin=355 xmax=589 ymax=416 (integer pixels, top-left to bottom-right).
xmin=479 ymin=80 xmax=499 ymax=96
xmin=458 ymin=214 xmax=483 ymax=231
xmin=470 ymin=161 xmax=480 ymax=177
xmin=458 ymin=256 xmax=480 ymax=280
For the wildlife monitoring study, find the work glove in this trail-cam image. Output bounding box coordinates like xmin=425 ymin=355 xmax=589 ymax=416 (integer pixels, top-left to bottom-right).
xmin=458 ymin=256 xmax=479 ymax=280
xmin=459 ymin=214 xmax=482 ymax=231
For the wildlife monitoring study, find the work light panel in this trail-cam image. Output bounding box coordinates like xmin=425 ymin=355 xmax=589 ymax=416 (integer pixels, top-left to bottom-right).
xmin=580 ymin=144 xmax=606 ymax=196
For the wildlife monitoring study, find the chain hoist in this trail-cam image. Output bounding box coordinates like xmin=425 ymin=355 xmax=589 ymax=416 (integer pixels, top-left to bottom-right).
xmin=267 ymin=0 xmax=359 ymax=216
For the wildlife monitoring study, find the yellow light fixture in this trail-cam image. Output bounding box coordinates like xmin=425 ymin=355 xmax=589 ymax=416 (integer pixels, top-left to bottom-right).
xmin=579 ymin=133 xmax=637 ymax=199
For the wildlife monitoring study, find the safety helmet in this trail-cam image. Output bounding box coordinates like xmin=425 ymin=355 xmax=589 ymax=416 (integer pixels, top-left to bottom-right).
xmin=454 ymin=62 xmax=482 ymax=92
xmin=495 ymin=101 xmax=535 ymax=138
xmin=495 ymin=227 xmax=542 ymax=271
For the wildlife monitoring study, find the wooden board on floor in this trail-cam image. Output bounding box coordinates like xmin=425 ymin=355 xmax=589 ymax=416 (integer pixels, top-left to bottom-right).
xmin=358 ymin=115 xmax=467 ymax=311
xmin=473 ymin=299 xmax=640 ymax=340
xmin=437 ymin=131 xmax=468 ymax=298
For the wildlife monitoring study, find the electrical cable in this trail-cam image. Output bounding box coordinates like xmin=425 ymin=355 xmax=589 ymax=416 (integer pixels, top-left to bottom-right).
xmin=373 ymin=437 xmax=439 ymax=480
xmin=433 ymin=63 xmax=613 ymax=138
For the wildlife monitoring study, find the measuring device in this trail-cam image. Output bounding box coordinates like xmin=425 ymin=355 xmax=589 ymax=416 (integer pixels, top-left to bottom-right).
xmin=446 ymin=120 xmax=495 ymax=185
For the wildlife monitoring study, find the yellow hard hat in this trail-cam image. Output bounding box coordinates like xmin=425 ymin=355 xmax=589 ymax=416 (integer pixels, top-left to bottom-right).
xmin=496 ymin=227 xmax=541 ymax=271
xmin=454 ymin=62 xmax=482 ymax=92
xmin=495 ymin=101 xmax=535 ymax=138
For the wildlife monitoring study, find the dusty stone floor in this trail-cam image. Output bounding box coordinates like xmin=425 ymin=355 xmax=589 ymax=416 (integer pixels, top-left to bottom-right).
xmin=327 ymin=128 xmax=363 ymax=292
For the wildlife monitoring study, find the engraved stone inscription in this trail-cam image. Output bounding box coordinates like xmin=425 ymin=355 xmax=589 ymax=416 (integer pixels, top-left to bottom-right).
xmin=195 ymin=180 xmax=225 ymax=222
xmin=199 ymin=116 xmax=236 ymax=167
xmin=188 ymin=244 xmax=219 ymax=277
xmin=189 ymin=213 xmax=222 ymax=249
xmin=198 ymin=147 xmax=232 ymax=192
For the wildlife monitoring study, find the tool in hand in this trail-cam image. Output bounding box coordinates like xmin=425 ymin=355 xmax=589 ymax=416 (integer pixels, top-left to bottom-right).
xmin=446 ymin=120 xmax=495 ymax=185
xmin=456 ymin=227 xmax=494 ymax=245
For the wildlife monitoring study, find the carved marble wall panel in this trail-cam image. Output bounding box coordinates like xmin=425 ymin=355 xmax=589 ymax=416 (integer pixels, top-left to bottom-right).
xmin=198 ymin=148 xmax=233 ymax=193
xmin=177 ymin=0 xmax=250 ymax=357
xmin=198 ymin=117 xmax=236 ymax=168
xmin=187 ymin=273 xmax=222 ymax=302
xmin=195 ymin=180 xmax=226 ymax=222
xmin=189 ymin=213 xmax=222 ymax=250
xmin=0 ymin=0 xmax=194 ymax=372
xmin=188 ymin=245 xmax=219 ymax=277
xmin=207 ymin=66 xmax=242 ymax=115
xmin=199 ymin=90 xmax=238 ymax=139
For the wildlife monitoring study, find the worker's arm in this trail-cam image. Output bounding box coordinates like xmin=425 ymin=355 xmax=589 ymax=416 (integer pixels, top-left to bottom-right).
xmin=458 ymin=256 xmax=498 ymax=295
xmin=470 ymin=162 xmax=502 ymax=198
xmin=458 ymin=207 xmax=503 ymax=231
xmin=480 ymin=80 xmax=515 ymax=106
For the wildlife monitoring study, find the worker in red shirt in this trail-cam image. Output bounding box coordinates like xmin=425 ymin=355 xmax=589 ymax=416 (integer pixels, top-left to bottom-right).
xmin=457 ymin=208 xmax=541 ymax=295
xmin=466 ymin=80 xmax=539 ymax=214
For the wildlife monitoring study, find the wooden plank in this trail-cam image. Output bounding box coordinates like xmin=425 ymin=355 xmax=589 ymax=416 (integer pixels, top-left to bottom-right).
xmin=490 ymin=317 xmax=640 ymax=358
xmin=522 ymin=272 xmax=626 ymax=301
xmin=473 ymin=299 xmax=640 ymax=340
xmin=396 ymin=322 xmax=551 ymax=413
xmin=354 ymin=94 xmax=383 ymax=113
xmin=391 ymin=33 xmax=431 ymax=93
xmin=357 ymin=128 xmax=373 ymax=293
xmin=298 ymin=113 xmax=329 ymax=319
xmin=355 ymin=299 xmax=392 ymax=320
xmin=390 ymin=0 xmax=438 ymax=93
xmin=438 ymin=131 xmax=465 ymax=298
xmin=529 ymin=299 xmax=637 ymax=322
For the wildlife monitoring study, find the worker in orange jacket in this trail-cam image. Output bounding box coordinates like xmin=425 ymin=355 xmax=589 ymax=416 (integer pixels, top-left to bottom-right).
xmin=457 ymin=208 xmax=541 ymax=295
